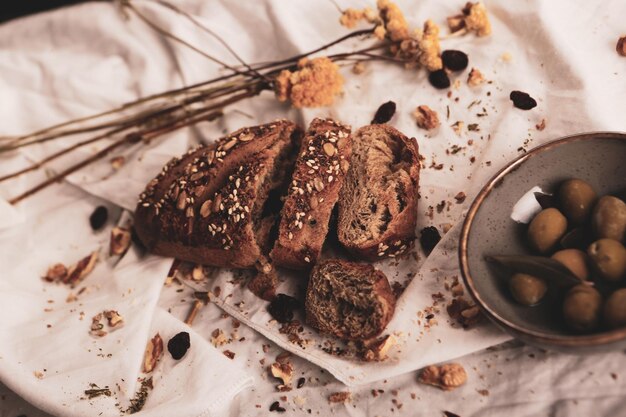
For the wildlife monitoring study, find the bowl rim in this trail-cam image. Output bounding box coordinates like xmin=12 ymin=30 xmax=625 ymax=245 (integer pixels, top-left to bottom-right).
xmin=459 ymin=131 xmax=626 ymax=347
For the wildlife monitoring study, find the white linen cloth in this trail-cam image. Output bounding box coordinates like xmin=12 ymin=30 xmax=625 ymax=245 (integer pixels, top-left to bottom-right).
xmin=0 ymin=0 xmax=625 ymax=416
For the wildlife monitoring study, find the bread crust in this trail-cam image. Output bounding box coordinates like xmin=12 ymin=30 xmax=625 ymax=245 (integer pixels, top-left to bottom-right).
xmin=337 ymin=124 xmax=420 ymax=261
xmin=305 ymin=259 xmax=396 ymax=341
xmin=134 ymin=120 xmax=300 ymax=268
xmin=270 ymin=118 xmax=352 ymax=270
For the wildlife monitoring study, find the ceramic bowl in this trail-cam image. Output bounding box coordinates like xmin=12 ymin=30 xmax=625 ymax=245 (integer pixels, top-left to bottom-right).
xmin=459 ymin=132 xmax=626 ymax=352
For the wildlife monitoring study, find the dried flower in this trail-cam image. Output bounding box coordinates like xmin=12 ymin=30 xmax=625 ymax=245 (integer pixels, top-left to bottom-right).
xmin=275 ymin=57 xmax=344 ymax=108
xmin=377 ymin=0 xmax=409 ymax=42
xmin=462 ymin=2 xmax=491 ymax=37
xmin=391 ymin=20 xmax=443 ymax=71
xmin=339 ymin=7 xmax=378 ymax=29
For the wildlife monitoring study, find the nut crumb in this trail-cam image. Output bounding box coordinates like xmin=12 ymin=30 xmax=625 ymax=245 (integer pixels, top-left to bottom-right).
xmin=418 ymin=363 xmax=467 ymax=390
xmin=535 ymin=118 xmax=546 ymax=131
xmin=34 ymin=370 xmax=44 ymax=379
xmin=413 ymin=105 xmax=440 ymax=130
xmin=328 ymin=391 xmax=352 ymax=403
xmin=467 ymin=67 xmax=485 ymax=86
xmin=223 ymin=350 xmax=236 ymax=360
xmin=211 ymin=329 xmax=229 ymax=347
xmin=451 ymin=121 xmax=465 ymax=136
xmin=454 ymin=192 xmax=466 ymax=204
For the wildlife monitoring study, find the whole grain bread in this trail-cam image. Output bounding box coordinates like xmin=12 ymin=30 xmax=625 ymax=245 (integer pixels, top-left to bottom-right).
xmin=337 ymin=124 xmax=420 ymax=260
xmin=270 ymin=118 xmax=352 ymax=269
xmin=305 ymin=259 xmax=396 ymax=341
xmin=134 ymin=120 xmax=301 ymax=269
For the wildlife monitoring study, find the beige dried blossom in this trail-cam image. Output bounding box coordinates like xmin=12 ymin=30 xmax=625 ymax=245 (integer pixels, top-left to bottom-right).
xmin=413 ymin=105 xmax=440 ymax=130
xmin=391 ymin=20 xmax=443 ymax=71
xmin=339 ymin=7 xmax=378 ymax=29
xmin=274 ymin=57 xmax=344 ymax=108
xmin=377 ymin=0 xmax=409 ymax=42
xmin=419 ymin=363 xmax=467 ymax=391
xmin=447 ymin=2 xmax=491 ymax=37
xmin=463 ymin=2 xmax=491 ymax=37
xmin=467 ymin=67 xmax=486 ymax=86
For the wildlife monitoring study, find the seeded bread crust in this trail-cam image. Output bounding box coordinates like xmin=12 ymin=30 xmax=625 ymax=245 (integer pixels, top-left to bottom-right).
xmin=134 ymin=120 xmax=300 ymax=268
xmin=337 ymin=124 xmax=420 ymax=261
xmin=270 ymin=118 xmax=352 ymax=270
xmin=305 ymin=259 xmax=396 ymax=341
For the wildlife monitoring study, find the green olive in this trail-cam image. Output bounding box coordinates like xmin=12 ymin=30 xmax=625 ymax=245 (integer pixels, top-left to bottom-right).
xmin=587 ymin=239 xmax=626 ymax=282
xmin=562 ymin=284 xmax=602 ymax=332
xmin=551 ymin=249 xmax=589 ymax=281
xmin=558 ymin=179 xmax=597 ymax=224
xmin=527 ymin=208 xmax=568 ymax=254
xmin=604 ymin=288 xmax=626 ymax=329
xmin=592 ymin=196 xmax=626 ymax=241
xmin=509 ymin=273 xmax=547 ymax=306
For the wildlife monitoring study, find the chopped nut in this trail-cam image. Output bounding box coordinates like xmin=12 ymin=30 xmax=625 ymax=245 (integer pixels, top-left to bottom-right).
xmin=362 ymin=334 xmax=396 ymax=361
xmin=43 ymin=263 xmax=67 ymax=282
xmin=467 ymin=67 xmax=485 ymax=86
xmin=617 ymin=36 xmax=626 ymax=56
xmin=222 ymin=138 xmax=238 ymax=151
xmin=65 ymin=251 xmax=99 ymax=287
xmin=323 ymin=142 xmax=336 ymax=157
xmin=418 ymin=363 xmax=467 ymax=391
xmin=143 ymin=333 xmax=164 ymax=373
xmin=176 ymin=190 xmax=188 ymax=210
xmin=104 ymin=310 xmax=124 ymax=328
xmin=451 ymin=121 xmax=465 ymax=136
xmin=328 ymin=391 xmax=351 ymax=403
xmin=340 ymin=159 xmax=350 ymax=173
xmin=313 ymin=178 xmax=325 ymax=192
xmin=110 ymin=156 xmax=125 ymax=170
xmin=270 ymin=361 xmax=294 ymax=385
xmin=211 ymin=329 xmax=229 ymax=347
xmin=110 ymin=227 xmax=131 ymax=256
xmin=200 ymin=200 xmax=212 ymax=217
xmin=212 ymin=194 xmax=222 ymax=213
xmin=413 ymin=105 xmax=440 ymax=130
xmin=535 ymin=118 xmax=546 ymax=131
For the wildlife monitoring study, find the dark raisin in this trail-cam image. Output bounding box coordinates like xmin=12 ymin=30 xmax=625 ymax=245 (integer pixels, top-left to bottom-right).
xmin=267 ymin=294 xmax=301 ymax=323
xmin=509 ymin=90 xmax=537 ymax=110
xmin=167 ymin=332 xmax=190 ymax=360
xmin=442 ymin=50 xmax=468 ymax=71
xmin=270 ymin=401 xmax=286 ymax=412
xmin=428 ymin=70 xmax=450 ymax=89
xmin=444 ymin=412 xmax=461 ymax=417
xmin=371 ymin=101 xmax=396 ymax=124
xmin=420 ymin=226 xmax=441 ymax=256
xmin=89 ymin=206 xmax=108 ymax=230
xmin=297 ymin=377 xmax=306 ymax=388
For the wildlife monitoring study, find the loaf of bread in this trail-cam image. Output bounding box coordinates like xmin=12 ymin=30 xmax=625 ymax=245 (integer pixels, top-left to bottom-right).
xmin=270 ymin=118 xmax=352 ymax=269
xmin=305 ymin=259 xmax=396 ymax=341
xmin=337 ymin=124 xmax=420 ymax=260
xmin=134 ymin=120 xmax=301 ymax=269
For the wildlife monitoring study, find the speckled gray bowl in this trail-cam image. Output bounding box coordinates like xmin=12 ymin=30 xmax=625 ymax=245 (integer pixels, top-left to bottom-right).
xmin=460 ymin=132 xmax=626 ymax=352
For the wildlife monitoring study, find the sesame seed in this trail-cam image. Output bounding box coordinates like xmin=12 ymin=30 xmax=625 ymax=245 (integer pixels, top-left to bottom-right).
xmin=288 ymin=232 xmax=293 ymax=240
xmin=304 ymin=256 xmax=311 ymax=263
xmin=378 ymin=252 xmax=385 ymax=257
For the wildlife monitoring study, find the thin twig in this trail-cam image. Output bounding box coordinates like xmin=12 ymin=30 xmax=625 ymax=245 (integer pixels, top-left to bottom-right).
xmin=155 ymin=0 xmax=269 ymax=82
xmin=8 ymin=88 xmax=261 ymax=204
xmin=184 ymin=300 xmax=204 ymax=325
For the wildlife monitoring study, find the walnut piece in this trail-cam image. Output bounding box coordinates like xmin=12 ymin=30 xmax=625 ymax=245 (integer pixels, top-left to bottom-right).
xmin=413 ymin=105 xmax=440 ymax=130
xmin=211 ymin=329 xmax=229 ymax=347
xmin=361 ymin=334 xmax=396 ymax=361
xmin=104 ymin=310 xmax=124 ymax=328
xmin=110 ymin=227 xmax=131 ymax=256
xmin=467 ymin=67 xmax=485 ymax=86
xmin=143 ymin=333 xmax=164 ymax=373
xmin=419 ymin=363 xmax=467 ymax=391
xmin=43 ymin=263 xmax=68 ymax=282
xmin=328 ymin=391 xmax=352 ymax=403
xmin=270 ymin=361 xmax=294 ymax=386
xmin=65 ymin=251 xmax=99 ymax=287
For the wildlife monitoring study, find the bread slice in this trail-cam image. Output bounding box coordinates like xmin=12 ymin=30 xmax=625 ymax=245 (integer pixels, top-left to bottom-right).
xmin=305 ymin=259 xmax=396 ymax=341
xmin=134 ymin=120 xmax=301 ymax=269
xmin=270 ymin=118 xmax=352 ymax=269
xmin=337 ymin=124 xmax=419 ymax=260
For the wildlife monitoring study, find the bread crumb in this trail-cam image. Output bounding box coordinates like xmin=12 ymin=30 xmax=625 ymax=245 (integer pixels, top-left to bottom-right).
xmin=329 ymin=391 xmax=352 ymax=403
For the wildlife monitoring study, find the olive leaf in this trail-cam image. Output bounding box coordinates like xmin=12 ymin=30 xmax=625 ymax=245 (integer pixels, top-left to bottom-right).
xmin=485 ymin=255 xmax=582 ymax=287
